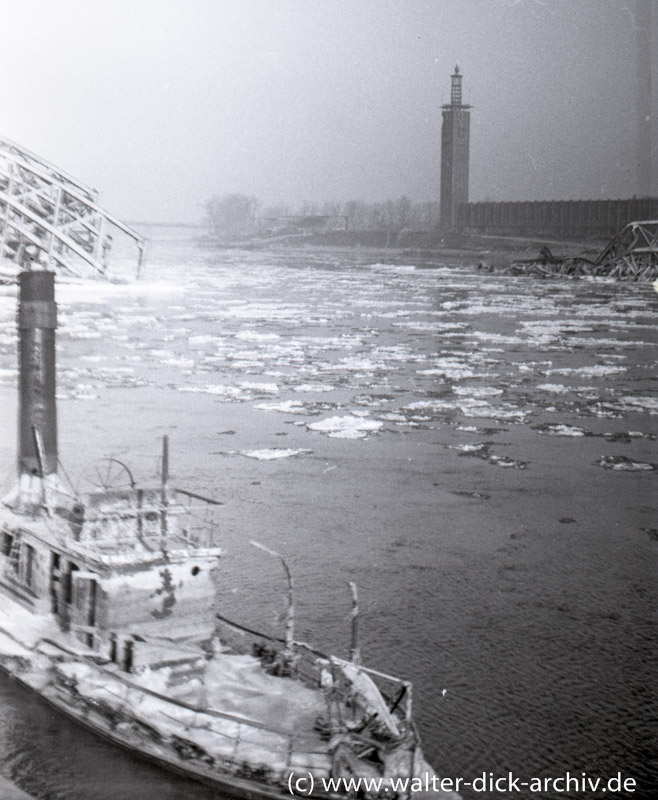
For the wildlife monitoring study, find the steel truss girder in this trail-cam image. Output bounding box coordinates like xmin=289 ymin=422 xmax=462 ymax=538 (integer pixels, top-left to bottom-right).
xmin=0 ymin=135 xmax=145 ymax=278
xmin=595 ymin=220 xmax=658 ymax=272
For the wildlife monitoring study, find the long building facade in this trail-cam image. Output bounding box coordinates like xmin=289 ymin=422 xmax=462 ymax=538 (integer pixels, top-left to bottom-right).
xmin=456 ymin=197 xmax=658 ymax=238
xmin=440 ymin=66 xmax=471 ymax=231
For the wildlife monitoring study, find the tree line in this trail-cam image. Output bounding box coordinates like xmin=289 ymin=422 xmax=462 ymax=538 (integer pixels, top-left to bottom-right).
xmin=205 ymin=194 xmax=440 ymax=236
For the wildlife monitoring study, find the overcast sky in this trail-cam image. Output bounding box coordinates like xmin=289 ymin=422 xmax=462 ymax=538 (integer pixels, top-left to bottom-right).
xmin=2 ymin=0 xmax=655 ymax=223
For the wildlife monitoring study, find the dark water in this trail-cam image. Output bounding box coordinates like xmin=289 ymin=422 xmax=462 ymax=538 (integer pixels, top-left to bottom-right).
xmin=0 ymin=231 xmax=656 ymax=799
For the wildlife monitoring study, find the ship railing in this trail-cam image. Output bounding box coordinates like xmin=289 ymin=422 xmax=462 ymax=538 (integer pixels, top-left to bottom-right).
xmin=61 ymin=487 xmax=222 ymax=552
xmin=213 ymin=612 xmax=415 ymax=733
xmin=171 ymin=488 xmax=223 ymax=549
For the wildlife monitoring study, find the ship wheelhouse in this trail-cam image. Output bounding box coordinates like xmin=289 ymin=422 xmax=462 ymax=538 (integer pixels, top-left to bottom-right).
xmin=1 ymin=478 xmax=223 ymax=676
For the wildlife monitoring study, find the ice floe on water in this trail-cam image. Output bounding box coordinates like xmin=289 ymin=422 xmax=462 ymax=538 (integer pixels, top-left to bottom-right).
xmin=455 ymin=425 xmax=508 ymax=435
xmin=188 ymin=335 xmax=217 ymax=345
xmin=470 ymin=332 xmax=524 ymax=346
xmin=447 ymin=443 xmax=528 ymax=469
xmin=406 ymin=398 xmax=472 ymax=413
xmin=567 ymin=337 xmax=653 ymax=349
xmin=545 ymin=365 xmax=626 ymax=377
xmin=416 ymin=356 xmax=479 ymax=379
xmin=236 ymin=331 xmax=281 ymax=342
xmin=597 ymin=455 xmax=657 ymax=472
xmin=537 ymin=383 xmax=571 ymax=393
xmin=162 ymin=357 xmax=196 ymax=368
xmin=520 ymin=319 xmax=596 ymax=336
xmin=60 ymin=384 xmax=100 ymax=401
xmin=180 ymin=384 xmax=246 ymax=398
xmin=533 ymin=423 xmax=587 ymax=437
xmin=237 ymin=449 xmax=313 ymax=461
xmin=254 ymin=400 xmax=307 ymax=414
xmin=321 ymin=357 xmax=389 ymax=372
xmin=616 ymin=396 xmax=658 ymax=414
xmin=405 ymin=398 xmax=528 ymax=422
xmin=214 ymin=302 xmax=309 ymax=322
xmin=239 ymin=382 xmax=279 ymax=394
xmin=292 ymin=383 xmax=336 ymax=393
xmin=461 ymin=405 xmax=528 ymax=421
xmin=367 ymin=263 xmax=417 ymax=273
xmin=391 ymin=321 xmax=469 ymax=333
xmin=453 ymin=385 xmax=504 ymax=397
xmin=377 ymin=412 xmax=408 ymax=422
xmin=517 ymin=361 xmax=552 ymax=372
xmin=532 ymin=422 xmax=656 ymax=443
xmin=307 ymin=415 xmax=383 ymax=439
xmin=417 ymin=367 xmax=477 ymax=378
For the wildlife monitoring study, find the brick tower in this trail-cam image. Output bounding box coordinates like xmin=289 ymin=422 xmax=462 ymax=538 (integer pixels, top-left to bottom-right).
xmin=440 ymin=65 xmax=471 ymax=231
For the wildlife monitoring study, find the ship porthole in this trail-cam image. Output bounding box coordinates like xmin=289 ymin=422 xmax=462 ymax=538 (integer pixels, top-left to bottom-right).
xmin=191 ymin=566 xmax=200 ymax=576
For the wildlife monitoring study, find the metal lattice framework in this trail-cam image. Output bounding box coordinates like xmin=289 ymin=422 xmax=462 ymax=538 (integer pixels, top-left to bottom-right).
xmin=500 ymin=218 xmax=658 ymax=280
xmin=0 ymin=135 xmax=145 ymax=279
xmin=594 ymin=219 xmax=658 ymax=277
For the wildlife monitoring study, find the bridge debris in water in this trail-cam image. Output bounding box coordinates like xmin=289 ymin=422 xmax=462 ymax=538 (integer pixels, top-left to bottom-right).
xmin=478 ymin=220 xmax=658 ymax=281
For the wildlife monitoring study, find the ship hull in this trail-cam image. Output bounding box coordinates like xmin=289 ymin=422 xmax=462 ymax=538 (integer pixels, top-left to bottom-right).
xmin=0 ymin=660 xmax=327 ymax=800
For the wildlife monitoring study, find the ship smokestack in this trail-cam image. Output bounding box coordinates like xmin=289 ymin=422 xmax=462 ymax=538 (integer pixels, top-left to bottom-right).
xmin=18 ymin=270 xmax=58 ymax=478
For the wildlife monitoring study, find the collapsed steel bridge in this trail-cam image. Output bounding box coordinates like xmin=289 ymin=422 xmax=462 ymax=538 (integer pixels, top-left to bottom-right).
xmin=491 ymin=219 xmax=658 ymax=281
xmin=0 ymin=135 xmax=145 ymax=279
xmin=592 ymin=219 xmax=658 ymax=278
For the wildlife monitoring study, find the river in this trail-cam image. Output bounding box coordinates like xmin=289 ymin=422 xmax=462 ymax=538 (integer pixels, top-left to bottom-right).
xmin=0 ymin=229 xmax=655 ymax=799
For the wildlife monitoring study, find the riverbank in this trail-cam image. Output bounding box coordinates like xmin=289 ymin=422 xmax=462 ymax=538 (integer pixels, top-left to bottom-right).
xmin=198 ymin=230 xmax=606 ymax=269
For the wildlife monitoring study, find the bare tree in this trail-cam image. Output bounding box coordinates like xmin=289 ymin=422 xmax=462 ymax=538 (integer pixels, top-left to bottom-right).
xmin=205 ymin=194 xmax=260 ymax=237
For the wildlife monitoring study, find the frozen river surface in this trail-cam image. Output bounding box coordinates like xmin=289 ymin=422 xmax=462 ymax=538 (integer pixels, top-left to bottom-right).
xmin=0 ymin=231 xmax=656 ymax=799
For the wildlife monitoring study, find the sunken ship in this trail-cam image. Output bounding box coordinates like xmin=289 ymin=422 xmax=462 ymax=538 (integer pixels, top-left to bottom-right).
xmin=0 ymin=267 xmax=458 ymax=799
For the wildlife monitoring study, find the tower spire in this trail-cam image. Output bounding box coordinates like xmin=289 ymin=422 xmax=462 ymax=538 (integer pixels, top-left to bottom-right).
xmin=451 ymin=64 xmax=463 ymax=105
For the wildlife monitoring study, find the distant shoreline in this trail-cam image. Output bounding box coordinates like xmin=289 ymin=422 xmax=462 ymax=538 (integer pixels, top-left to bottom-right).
xmin=195 ymin=231 xmax=606 ymax=271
